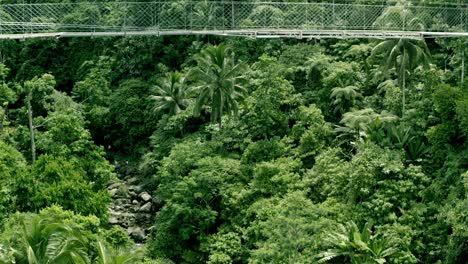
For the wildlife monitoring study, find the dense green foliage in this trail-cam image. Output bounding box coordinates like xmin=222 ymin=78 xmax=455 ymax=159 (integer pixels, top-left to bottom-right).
xmin=0 ymin=1 xmax=467 ymax=263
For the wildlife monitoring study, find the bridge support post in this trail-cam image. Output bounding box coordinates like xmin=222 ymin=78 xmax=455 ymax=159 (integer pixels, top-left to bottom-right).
xmin=231 ymin=2 xmax=235 ymax=29
xmin=332 ymin=0 xmax=335 ymax=30
xmin=189 ymin=2 xmax=192 ymax=31
xmin=158 ymin=2 xmax=161 ymax=33
xmin=464 ymin=3 xmax=467 ymax=32
xmin=123 ymin=3 xmax=126 ymax=34
xmin=93 ymin=2 xmax=96 ymax=35
xmin=0 ymin=1 xmax=2 ymax=36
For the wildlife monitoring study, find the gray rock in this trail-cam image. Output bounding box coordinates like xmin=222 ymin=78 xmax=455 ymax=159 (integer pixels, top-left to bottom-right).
xmin=132 ymin=200 xmax=139 ymax=205
xmin=139 ymin=202 xmax=152 ymax=212
xmin=127 ymin=226 xmax=145 ymax=241
xmin=109 ymin=216 xmax=119 ymax=224
xmin=129 ymin=185 xmax=143 ymax=193
xmin=126 ymin=177 xmax=139 ymax=184
xmin=136 ymin=213 xmax=152 ymax=223
xmin=140 ymin=192 xmax=152 ymax=202
xmin=114 ymin=198 xmax=130 ymax=206
xmin=112 ymin=205 xmax=123 ymax=212
xmin=107 ymin=182 xmax=122 ymax=190
xmin=109 ymin=189 xmax=118 ymax=197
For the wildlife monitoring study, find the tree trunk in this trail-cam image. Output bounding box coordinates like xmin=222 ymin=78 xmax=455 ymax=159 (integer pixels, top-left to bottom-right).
xmin=218 ymin=90 xmax=223 ymax=130
xmin=0 ymin=108 xmax=4 ymax=135
xmin=401 ymin=49 xmax=406 ymax=118
xmin=402 ymin=66 xmax=406 ymax=117
xmin=26 ymin=93 xmax=36 ymax=163
xmin=462 ymin=48 xmax=465 ymax=87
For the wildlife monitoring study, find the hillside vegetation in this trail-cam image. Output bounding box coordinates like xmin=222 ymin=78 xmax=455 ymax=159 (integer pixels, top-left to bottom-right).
xmin=0 ymin=4 xmax=467 ymax=264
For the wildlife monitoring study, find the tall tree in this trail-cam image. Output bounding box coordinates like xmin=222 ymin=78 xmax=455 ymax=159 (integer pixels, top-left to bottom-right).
xmin=150 ymin=72 xmax=190 ymax=116
xmin=190 ymin=44 xmax=247 ymax=128
xmin=371 ymin=39 xmax=431 ymax=117
xmin=372 ymin=4 xmax=431 ymax=117
xmin=22 ymin=74 xmax=55 ymax=163
xmin=0 ymin=64 xmax=15 ymax=135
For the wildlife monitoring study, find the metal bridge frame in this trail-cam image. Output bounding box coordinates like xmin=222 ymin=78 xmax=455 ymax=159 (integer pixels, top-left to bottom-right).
xmin=1 ymin=30 xmax=467 ymax=40
xmin=0 ymin=1 xmax=467 ymax=39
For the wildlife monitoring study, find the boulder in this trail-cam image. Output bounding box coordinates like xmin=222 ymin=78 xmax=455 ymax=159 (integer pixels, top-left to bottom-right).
xmin=127 ymin=226 xmax=145 ymax=241
xmin=129 ymin=185 xmax=143 ymax=193
xmin=112 ymin=205 xmax=124 ymax=212
xmin=109 ymin=188 xmax=118 ymax=197
xmin=109 ymin=216 xmax=119 ymax=224
xmin=139 ymin=202 xmax=152 ymax=212
xmin=107 ymin=182 xmax=122 ymax=190
xmin=139 ymin=192 xmax=152 ymax=202
xmin=114 ymin=198 xmax=130 ymax=206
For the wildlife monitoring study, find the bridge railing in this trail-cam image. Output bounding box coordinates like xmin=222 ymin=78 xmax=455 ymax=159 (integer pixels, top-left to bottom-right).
xmin=0 ymin=1 xmax=466 ymax=35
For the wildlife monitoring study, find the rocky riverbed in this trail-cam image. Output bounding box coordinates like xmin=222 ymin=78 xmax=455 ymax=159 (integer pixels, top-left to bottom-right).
xmin=107 ymin=173 xmax=154 ymax=242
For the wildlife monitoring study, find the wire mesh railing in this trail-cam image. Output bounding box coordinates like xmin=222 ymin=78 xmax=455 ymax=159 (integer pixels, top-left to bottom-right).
xmin=0 ymin=1 xmax=467 ymax=38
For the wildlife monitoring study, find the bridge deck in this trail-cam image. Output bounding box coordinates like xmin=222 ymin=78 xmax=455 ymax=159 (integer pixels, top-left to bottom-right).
xmin=0 ymin=1 xmax=467 ymax=39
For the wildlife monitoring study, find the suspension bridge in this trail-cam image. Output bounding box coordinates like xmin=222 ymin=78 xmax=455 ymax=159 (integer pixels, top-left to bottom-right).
xmin=0 ymin=1 xmax=467 ymax=39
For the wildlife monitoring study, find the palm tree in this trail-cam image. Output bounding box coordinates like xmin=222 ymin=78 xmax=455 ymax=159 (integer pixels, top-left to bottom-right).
xmin=317 ymin=221 xmax=398 ymax=264
xmin=190 ymin=43 xmax=247 ymax=128
xmin=335 ymin=108 xmax=398 ymax=142
xmin=95 ymin=240 xmax=142 ymax=264
xmin=11 ymin=214 xmax=89 ymax=264
xmin=330 ymin=85 xmax=362 ymax=115
xmin=372 ymin=4 xmax=431 ymax=117
xmin=150 ymin=72 xmax=190 ymax=116
xmin=371 ymin=38 xmax=430 ymax=117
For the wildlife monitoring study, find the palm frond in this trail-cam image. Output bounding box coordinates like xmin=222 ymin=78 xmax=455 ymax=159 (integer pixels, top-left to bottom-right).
xmin=27 ymin=246 xmax=39 ymax=264
xmin=190 ymin=44 xmax=247 ymax=126
xmin=317 ymin=250 xmax=343 ymax=263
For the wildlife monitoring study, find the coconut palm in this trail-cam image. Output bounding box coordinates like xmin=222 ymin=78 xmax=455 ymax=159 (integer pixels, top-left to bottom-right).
xmin=317 ymin=221 xmax=398 ymax=264
xmin=372 ymin=4 xmax=431 ymax=117
xmin=94 ymin=240 xmax=142 ymax=264
xmin=11 ymin=214 xmax=89 ymax=264
xmin=150 ymin=72 xmax=190 ymax=116
xmin=190 ymin=44 xmax=247 ymax=128
xmin=371 ymin=38 xmax=431 ymax=117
